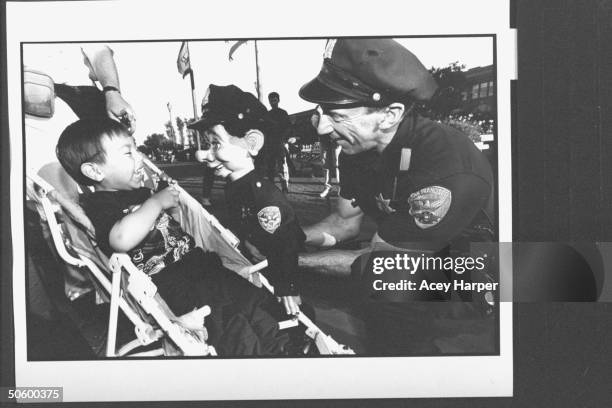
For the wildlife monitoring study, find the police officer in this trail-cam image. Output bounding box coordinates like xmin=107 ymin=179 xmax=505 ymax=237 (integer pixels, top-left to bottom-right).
xmin=297 ymin=38 xmax=496 ymax=354
xmin=189 ymin=84 xmax=306 ymax=316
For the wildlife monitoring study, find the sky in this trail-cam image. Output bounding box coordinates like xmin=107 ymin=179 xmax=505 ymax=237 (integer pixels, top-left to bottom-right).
xmin=23 ymin=37 xmax=493 ymax=144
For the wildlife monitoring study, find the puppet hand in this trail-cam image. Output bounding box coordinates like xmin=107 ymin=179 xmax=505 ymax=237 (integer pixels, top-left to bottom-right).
xmin=244 ymin=240 xmax=267 ymax=263
xmin=281 ymin=295 xmax=301 ymax=316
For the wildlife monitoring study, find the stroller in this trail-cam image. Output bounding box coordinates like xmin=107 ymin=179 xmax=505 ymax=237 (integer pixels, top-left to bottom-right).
xmin=25 ymin=155 xmax=355 ymax=357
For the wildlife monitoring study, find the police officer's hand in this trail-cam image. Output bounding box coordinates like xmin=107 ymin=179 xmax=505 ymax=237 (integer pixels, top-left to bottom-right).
xmin=105 ymin=91 xmax=136 ymax=134
xmin=281 ymin=295 xmax=301 ymax=316
xmin=152 ymin=185 xmax=179 ymax=210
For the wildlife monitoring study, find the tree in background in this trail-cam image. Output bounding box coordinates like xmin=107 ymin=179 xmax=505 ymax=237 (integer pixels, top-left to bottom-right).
xmin=141 ymin=132 xmax=180 ymax=161
xmin=417 ymin=61 xmax=468 ymax=119
xmin=164 ymin=120 xmax=175 ymax=143
xmin=143 ymin=133 xmax=174 ymax=149
xmin=176 ymin=117 xmax=186 ymax=146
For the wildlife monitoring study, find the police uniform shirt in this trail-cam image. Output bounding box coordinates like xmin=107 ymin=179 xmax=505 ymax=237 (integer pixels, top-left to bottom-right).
xmin=339 ymin=112 xmax=495 ymax=250
xmin=225 ymin=170 xmax=305 ymax=296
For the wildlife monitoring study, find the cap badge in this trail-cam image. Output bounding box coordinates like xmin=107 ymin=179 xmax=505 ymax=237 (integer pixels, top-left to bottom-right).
xmin=372 ymin=92 xmax=381 ymax=102
xmin=237 ymin=113 xmax=244 ymax=120
xmin=323 ymin=39 xmax=337 ymax=59
xmin=408 ymin=186 xmax=452 ymax=229
xmin=258 ymin=206 xmax=281 ymax=234
xmin=375 ymin=193 xmax=396 ymax=214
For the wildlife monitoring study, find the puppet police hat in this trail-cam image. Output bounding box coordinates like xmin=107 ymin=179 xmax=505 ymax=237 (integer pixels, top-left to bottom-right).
xmin=299 ymin=38 xmax=438 ymax=106
xmin=188 ymin=84 xmax=267 ymax=130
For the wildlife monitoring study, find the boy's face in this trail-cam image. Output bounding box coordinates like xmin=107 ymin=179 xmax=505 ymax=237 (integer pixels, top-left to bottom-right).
xmin=94 ymin=133 xmax=145 ymax=191
xmin=202 ymin=124 xmax=253 ymax=177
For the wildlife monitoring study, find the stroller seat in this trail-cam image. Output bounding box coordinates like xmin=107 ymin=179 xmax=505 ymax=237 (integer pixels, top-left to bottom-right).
xmin=27 ymin=165 xmax=215 ymax=357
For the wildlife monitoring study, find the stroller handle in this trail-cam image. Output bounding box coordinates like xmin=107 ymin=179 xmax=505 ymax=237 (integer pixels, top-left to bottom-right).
xmin=142 ymin=156 xmax=163 ymax=176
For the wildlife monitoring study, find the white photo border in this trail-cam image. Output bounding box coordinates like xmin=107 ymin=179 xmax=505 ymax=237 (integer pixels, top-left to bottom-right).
xmin=7 ymin=0 xmax=515 ymax=401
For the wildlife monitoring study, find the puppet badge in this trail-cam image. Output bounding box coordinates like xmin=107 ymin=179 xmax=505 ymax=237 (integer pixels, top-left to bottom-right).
xmin=258 ymin=206 xmax=281 ymax=234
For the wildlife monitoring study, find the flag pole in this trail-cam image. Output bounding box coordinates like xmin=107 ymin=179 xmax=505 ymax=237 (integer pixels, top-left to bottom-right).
xmin=186 ymin=42 xmax=201 ymax=150
xmin=254 ymin=40 xmax=263 ymax=103
xmin=166 ymin=102 xmax=175 ymax=143
xmin=190 ymin=69 xmax=200 ymax=150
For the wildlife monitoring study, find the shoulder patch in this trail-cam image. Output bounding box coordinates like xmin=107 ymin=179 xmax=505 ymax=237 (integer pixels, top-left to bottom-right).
xmin=257 ymin=206 xmax=281 ymax=234
xmin=407 ymin=186 xmax=452 ymax=229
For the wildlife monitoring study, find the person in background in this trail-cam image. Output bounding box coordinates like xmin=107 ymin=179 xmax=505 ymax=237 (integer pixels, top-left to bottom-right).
xmin=317 ymin=129 xmax=342 ymax=198
xmin=264 ymin=91 xmax=292 ymax=193
xmin=25 ymin=44 xmax=136 ymax=173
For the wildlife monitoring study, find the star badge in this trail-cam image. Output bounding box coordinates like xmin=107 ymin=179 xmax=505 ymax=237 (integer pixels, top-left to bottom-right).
xmin=375 ymin=193 xmax=396 ymax=214
xmin=240 ymin=206 xmax=252 ymax=220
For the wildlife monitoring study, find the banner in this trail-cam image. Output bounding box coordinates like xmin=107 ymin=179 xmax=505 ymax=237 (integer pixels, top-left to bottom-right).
xmin=176 ymin=41 xmax=191 ymax=77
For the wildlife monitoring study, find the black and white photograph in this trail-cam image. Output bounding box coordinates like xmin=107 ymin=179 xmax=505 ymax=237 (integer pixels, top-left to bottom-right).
xmin=3 ymin=0 xmax=516 ymax=402
xmin=23 ymin=36 xmax=500 ymax=360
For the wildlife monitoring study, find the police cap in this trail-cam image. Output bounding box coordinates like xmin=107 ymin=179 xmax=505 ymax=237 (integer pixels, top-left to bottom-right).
xmin=299 ymin=38 xmax=438 ymax=107
xmin=187 ymin=84 xmax=268 ymax=132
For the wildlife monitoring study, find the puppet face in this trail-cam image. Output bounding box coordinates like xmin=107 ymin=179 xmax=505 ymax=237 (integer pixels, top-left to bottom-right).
xmin=200 ymin=124 xmax=253 ymax=177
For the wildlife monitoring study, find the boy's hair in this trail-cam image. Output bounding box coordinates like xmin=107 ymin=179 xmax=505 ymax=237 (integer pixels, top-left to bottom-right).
xmin=56 ymin=118 xmax=130 ymax=186
xmin=268 ymin=91 xmax=279 ymax=100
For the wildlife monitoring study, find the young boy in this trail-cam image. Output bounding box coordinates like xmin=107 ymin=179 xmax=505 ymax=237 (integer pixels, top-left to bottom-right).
xmin=55 ymin=117 xmax=290 ymax=356
xmin=191 ymin=84 xmax=306 ymax=317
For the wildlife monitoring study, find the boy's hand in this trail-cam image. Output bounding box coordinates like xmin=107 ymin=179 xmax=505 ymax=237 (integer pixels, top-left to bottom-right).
xmin=281 ymin=295 xmax=301 ymax=316
xmin=151 ymin=185 xmax=179 ymax=210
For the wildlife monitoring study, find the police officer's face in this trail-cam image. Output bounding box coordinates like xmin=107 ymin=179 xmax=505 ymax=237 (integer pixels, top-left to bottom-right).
xmin=201 ymin=124 xmax=253 ymax=177
xmin=314 ymin=105 xmax=382 ymax=155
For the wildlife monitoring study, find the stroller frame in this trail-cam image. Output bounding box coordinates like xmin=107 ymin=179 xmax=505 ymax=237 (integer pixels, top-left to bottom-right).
xmin=26 ymin=158 xmax=354 ymax=357
xmin=26 ymin=171 xmax=216 ymax=357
